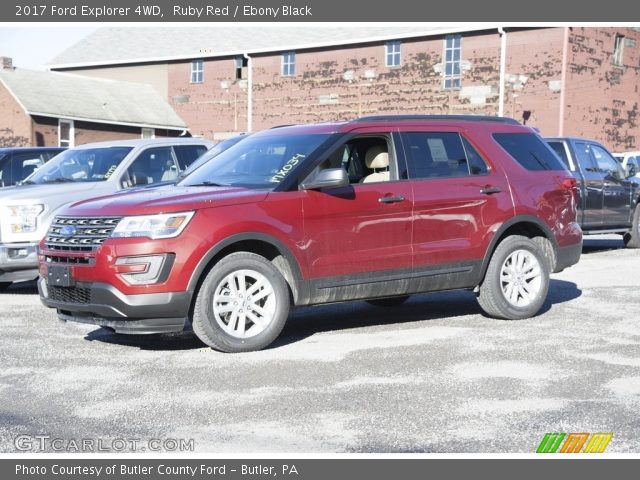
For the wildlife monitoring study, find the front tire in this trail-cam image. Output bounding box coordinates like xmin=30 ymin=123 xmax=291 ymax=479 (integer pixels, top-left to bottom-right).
xmin=192 ymin=252 xmax=290 ymax=353
xmin=477 ymin=235 xmax=550 ymax=320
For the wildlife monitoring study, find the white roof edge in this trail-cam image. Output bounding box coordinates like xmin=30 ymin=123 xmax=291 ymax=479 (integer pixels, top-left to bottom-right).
xmin=27 ymin=112 xmax=187 ymax=131
xmin=48 ymin=26 xmax=495 ymax=69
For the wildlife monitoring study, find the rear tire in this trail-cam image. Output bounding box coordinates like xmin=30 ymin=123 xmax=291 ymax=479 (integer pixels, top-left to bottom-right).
xmin=0 ymin=282 xmax=11 ymax=292
xmin=366 ymin=295 xmax=410 ymax=307
xmin=477 ymin=235 xmax=550 ymax=320
xmin=192 ymin=252 xmax=290 ymax=353
xmin=623 ymin=204 xmax=640 ymax=248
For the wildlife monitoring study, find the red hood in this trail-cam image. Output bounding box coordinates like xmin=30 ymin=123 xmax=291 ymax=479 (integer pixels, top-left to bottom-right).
xmin=58 ymin=185 xmax=269 ymax=216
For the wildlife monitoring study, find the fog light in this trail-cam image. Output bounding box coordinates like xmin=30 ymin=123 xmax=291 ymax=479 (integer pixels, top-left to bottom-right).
xmin=115 ymin=255 xmax=168 ymax=285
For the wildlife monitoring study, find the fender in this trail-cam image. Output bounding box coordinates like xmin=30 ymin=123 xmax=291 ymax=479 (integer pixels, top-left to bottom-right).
xmin=479 ymin=215 xmax=559 ymax=279
xmin=186 ymin=232 xmax=309 ymax=304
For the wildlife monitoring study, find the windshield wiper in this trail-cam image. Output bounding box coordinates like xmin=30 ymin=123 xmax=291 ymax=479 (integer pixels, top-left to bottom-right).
xmin=19 ymin=180 xmax=36 ymax=185
xmin=187 ymin=181 xmax=226 ymax=187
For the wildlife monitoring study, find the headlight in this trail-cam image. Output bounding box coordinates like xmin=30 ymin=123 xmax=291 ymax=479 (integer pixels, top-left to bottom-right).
xmin=7 ymin=204 xmax=44 ymax=234
xmin=111 ymin=212 xmax=195 ymax=239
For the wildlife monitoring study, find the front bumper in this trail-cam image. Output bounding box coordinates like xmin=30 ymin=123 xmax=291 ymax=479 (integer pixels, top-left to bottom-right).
xmin=0 ymin=242 xmax=39 ymax=282
xmin=38 ymin=278 xmax=192 ymax=334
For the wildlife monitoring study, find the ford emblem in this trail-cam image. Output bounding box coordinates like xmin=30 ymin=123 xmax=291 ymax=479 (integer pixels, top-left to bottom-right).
xmin=60 ymin=225 xmax=77 ymax=237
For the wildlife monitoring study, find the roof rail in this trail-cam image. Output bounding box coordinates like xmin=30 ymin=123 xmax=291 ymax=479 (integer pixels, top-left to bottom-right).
xmin=353 ymin=115 xmax=520 ymax=125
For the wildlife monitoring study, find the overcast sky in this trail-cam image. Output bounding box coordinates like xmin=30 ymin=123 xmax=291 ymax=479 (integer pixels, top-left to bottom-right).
xmin=0 ymin=27 xmax=98 ymax=70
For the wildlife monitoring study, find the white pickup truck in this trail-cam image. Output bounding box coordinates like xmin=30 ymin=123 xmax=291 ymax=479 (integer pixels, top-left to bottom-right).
xmin=0 ymin=137 xmax=213 ymax=290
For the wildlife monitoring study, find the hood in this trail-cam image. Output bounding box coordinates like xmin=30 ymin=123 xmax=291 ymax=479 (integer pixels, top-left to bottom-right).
xmin=0 ymin=182 xmax=100 ymax=206
xmin=58 ymin=185 xmax=269 ymax=217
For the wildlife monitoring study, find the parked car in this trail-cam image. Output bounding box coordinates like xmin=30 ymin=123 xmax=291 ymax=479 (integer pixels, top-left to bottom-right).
xmin=545 ymin=137 xmax=640 ymax=247
xmin=0 ymin=147 xmax=65 ymax=188
xmin=0 ymin=138 xmax=213 ymax=290
xmin=613 ymin=151 xmax=640 ymax=179
xmin=39 ymin=116 xmax=582 ymax=352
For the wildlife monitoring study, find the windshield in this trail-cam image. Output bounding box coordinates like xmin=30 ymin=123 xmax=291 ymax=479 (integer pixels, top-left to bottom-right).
xmin=180 ymin=134 xmax=251 ymax=178
xmin=180 ymin=133 xmax=330 ymax=189
xmin=25 ymin=147 xmax=132 ymax=184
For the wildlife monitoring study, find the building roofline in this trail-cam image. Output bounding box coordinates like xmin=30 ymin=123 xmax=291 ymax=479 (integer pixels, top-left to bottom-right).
xmin=48 ymin=25 xmax=495 ymax=69
xmin=28 ymin=112 xmax=187 ymax=131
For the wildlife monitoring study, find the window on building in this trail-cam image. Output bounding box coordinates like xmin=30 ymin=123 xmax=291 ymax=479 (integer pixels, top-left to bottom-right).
xmin=234 ymin=56 xmax=248 ymax=80
xmin=613 ymin=34 xmax=625 ymax=67
xmin=191 ymin=59 xmax=204 ymax=83
xmin=58 ymin=119 xmax=74 ymax=148
xmin=443 ymin=35 xmax=462 ymax=90
xmin=385 ymin=41 xmax=401 ymax=67
xmin=141 ymin=128 xmax=155 ymax=139
xmin=281 ymin=52 xmax=296 ymax=77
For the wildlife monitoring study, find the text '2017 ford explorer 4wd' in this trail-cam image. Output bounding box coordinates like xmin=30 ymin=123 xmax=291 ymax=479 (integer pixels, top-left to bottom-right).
xmin=39 ymin=116 xmax=582 ymax=352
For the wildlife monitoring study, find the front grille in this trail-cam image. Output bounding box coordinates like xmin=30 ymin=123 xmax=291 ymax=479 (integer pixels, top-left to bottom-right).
xmin=45 ymin=255 xmax=93 ymax=265
xmin=48 ymin=286 xmax=91 ymax=304
xmin=45 ymin=216 xmax=122 ymax=252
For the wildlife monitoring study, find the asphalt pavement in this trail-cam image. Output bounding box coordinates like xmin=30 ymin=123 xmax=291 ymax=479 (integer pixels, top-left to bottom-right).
xmin=1 ymin=235 xmax=639 ymax=453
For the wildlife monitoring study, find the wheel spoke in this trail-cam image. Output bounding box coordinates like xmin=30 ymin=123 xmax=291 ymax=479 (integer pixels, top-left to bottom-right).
xmin=246 ymin=278 xmax=266 ymax=296
xmin=212 ymin=268 xmax=277 ymax=339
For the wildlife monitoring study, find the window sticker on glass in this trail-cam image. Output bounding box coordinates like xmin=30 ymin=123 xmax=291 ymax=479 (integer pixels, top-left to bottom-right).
xmin=270 ymin=154 xmax=305 ymax=183
xmin=104 ymin=164 xmax=118 ymax=179
xmin=427 ymin=138 xmax=449 ymax=163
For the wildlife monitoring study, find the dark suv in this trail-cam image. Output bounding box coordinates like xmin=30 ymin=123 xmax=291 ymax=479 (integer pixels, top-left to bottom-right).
xmin=39 ymin=116 xmax=582 ymax=352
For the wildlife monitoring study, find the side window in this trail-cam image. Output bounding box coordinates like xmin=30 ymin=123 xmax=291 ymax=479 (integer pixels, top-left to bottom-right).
xmin=493 ymin=133 xmax=566 ymax=171
xmin=628 ymin=156 xmax=639 ymax=176
xmin=125 ymin=147 xmax=178 ymax=187
xmin=574 ymin=143 xmax=599 ymax=173
xmin=461 ymin=137 xmax=490 ymax=175
xmin=547 ymin=141 xmax=574 ymax=171
xmin=11 ymin=153 xmax=45 ymax=183
xmin=173 ymin=145 xmax=209 ymax=170
xmin=591 ymin=145 xmax=625 ymax=179
xmin=321 ymin=136 xmax=392 ymax=184
xmin=402 ymin=132 xmax=475 ymax=179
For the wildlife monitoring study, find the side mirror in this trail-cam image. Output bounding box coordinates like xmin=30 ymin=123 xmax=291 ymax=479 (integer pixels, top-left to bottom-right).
xmin=627 ymin=164 xmax=637 ymax=178
xmin=300 ymin=168 xmax=349 ymax=190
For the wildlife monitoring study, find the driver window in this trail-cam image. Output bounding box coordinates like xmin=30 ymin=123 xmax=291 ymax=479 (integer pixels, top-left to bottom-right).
xmin=321 ymin=136 xmax=392 ymax=184
xmin=592 ymin=145 xmax=624 ymax=179
xmin=124 ymin=147 xmax=178 ymax=187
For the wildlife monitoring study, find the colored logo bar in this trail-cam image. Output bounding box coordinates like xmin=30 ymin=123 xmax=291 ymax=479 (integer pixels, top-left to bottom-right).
xmin=537 ymin=433 xmax=612 ymax=453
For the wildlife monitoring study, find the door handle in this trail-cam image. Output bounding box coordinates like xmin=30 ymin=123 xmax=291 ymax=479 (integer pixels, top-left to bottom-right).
xmin=480 ymin=186 xmax=502 ymax=195
xmin=378 ymin=195 xmax=405 ymax=204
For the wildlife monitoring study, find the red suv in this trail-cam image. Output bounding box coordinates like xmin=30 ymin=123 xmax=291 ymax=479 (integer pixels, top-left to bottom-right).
xmin=38 ymin=116 xmax=582 ymax=352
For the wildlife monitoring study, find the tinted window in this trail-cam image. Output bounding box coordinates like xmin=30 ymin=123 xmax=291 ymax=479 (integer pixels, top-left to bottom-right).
xmin=182 ymin=133 xmax=330 ymax=189
xmin=493 ymin=133 xmax=566 ymax=171
xmin=403 ymin=132 xmax=482 ymax=179
xmin=546 ymin=141 xmax=573 ymax=170
xmin=461 ymin=137 xmax=489 ymax=175
xmin=0 ymin=152 xmax=44 ymax=186
xmin=26 ymin=147 xmax=132 ymax=184
xmin=591 ymin=145 xmax=624 ymax=179
xmin=574 ymin=143 xmax=599 ymax=173
xmin=173 ymin=145 xmax=209 ymax=170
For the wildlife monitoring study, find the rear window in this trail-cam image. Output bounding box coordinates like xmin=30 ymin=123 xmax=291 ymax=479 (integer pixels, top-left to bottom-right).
xmin=173 ymin=145 xmax=210 ymax=170
xmin=493 ymin=133 xmax=566 ymax=171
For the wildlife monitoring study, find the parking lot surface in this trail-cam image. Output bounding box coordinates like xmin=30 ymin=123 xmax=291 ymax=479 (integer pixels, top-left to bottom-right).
xmin=1 ymin=235 xmax=639 ymax=453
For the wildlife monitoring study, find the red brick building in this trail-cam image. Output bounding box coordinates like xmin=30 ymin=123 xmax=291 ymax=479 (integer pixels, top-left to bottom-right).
xmin=50 ymin=26 xmax=640 ymax=150
xmin=0 ymin=58 xmax=187 ymax=148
